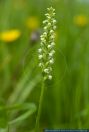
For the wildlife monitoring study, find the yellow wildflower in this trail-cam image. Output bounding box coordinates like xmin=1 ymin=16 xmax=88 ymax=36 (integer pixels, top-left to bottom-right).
xmin=26 ymin=16 xmax=40 ymax=30
xmin=0 ymin=29 xmax=21 ymax=42
xmin=73 ymin=15 xmax=88 ymax=27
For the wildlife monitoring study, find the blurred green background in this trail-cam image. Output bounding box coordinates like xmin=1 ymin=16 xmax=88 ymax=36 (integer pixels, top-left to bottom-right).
xmin=0 ymin=0 xmax=89 ymax=131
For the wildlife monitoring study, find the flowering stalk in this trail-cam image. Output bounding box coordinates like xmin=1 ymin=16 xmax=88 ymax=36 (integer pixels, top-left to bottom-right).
xmin=35 ymin=7 xmax=56 ymax=132
xmin=38 ymin=6 xmax=56 ymax=80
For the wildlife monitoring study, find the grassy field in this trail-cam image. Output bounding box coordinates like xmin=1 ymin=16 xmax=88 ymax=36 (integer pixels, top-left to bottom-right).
xmin=0 ymin=0 xmax=89 ymax=131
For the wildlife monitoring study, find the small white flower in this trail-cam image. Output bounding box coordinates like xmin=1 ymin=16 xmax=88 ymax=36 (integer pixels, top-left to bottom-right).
xmin=49 ymin=59 xmax=54 ymax=64
xmin=43 ymin=32 xmax=47 ymax=35
xmin=48 ymin=23 xmax=51 ymax=27
xmin=48 ymin=75 xmax=52 ymax=80
xmin=44 ymin=26 xmax=47 ymax=30
xmin=38 ymin=49 xmax=42 ymax=53
xmin=45 ymin=13 xmax=49 ymax=16
xmin=43 ymin=20 xmax=47 ymax=24
xmin=43 ymin=39 xmax=46 ymax=43
xmin=47 ymin=8 xmax=50 ymax=11
xmin=49 ymin=52 xmax=53 ymax=57
xmin=53 ymin=26 xmax=56 ymax=30
xmin=41 ymin=37 xmax=46 ymax=43
xmin=38 ymin=6 xmax=56 ymax=80
xmin=51 ymin=35 xmax=55 ymax=39
xmin=39 ymin=55 xmax=43 ymax=59
xmin=43 ymin=32 xmax=47 ymax=37
xmin=40 ymin=35 xmax=42 ymax=38
xmin=50 ymin=30 xmax=54 ymax=34
xmin=44 ymin=68 xmax=49 ymax=73
xmin=51 ymin=50 xmax=55 ymax=54
xmin=48 ymin=45 xmax=52 ymax=49
xmin=47 ymin=16 xmax=51 ymax=19
xmin=39 ymin=63 xmax=43 ymax=67
xmin=51 ymin=42 xmax=55 ymax=46
xmin=53 ymin=9 xmax=55 ymax=11
xmin=53 ymin=13 xmax=56 ymax=16
xmin=53 ymin=20 xmax=56 ymax=24
xmin=40 ymin=37 xmax=44 ymax=41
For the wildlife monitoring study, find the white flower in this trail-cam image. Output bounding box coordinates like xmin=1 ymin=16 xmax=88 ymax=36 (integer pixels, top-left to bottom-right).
xmin=43 ymin=32 xmax=47 ymax=36
xmin=53 ymin=9 xmax=55 ymax=11
xmin=39 ymin=63 xmax=43 ymax=67
xmin=47 ymin=8 xmax=50 ymax=11
xmin=44 ymin=26 xmax=47 ymax=30
xmin=40 ymin=37 xmax=44 ymax=41
xmin=38 ymin=55 xmax=43 ymax=59
xmin=53 ymin=20 xmax=56 ymax=24
xmin=51 ymin=35 xmax=55 ymax=39
xmin=53 ymin=26 xmax=56 ymax=30
xmin=53 ymin=13 xmax=56 ymax=16
xmin=50 ymin=30 xmax=54 ymax=34
xmin=43 ymin=32 xmax=47 ymax=38
xmin=44 ymin=69 xmax=49 ymax=73
xmin=43 ymin=39 xmax=46 ymax=43
xmin=48 ymin=75 xmax=52 ymax=80
xmin=49 ymin=52 xmax=53 ymax=57
xmin=45 ymin=13 xmax=49 ymax=16
xmin=48 ymin=23 xmax=51 ymax=27
xmin=49 ymin=59 xmax=54 ymax=64
xmin=47 ymin=16 xmax=51 ymax=19
xmin=40 ymin=35 xmax=43 ymax=38
xmin=38 ymin=6 xmax=56 ymax=80
xmin=47 ymin=45 xmax=52 ymax=49
xmin=38 ymin=49 xmax=42 ymax=53
xmin=51 ymin=50 xmax=55 ymax=54
xmin=43 ymin=20 xmax=47 ymax=24
xmin=41 ymin=37 xmax=46 ymax=43
xmin=51 ymin=42 xmax=55 ymax=46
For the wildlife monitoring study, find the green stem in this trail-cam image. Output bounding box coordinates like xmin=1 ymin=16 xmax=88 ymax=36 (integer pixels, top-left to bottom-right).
xmin=7 ymin=126 xmax=9 ymax=132
xmin=35 ymin=79 xmax=45 ymax=132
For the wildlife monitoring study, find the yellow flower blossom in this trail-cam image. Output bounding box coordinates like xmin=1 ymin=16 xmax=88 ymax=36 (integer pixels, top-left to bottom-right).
xmin=26 ymin=16 xmax=40 ymax=30
xmin=73 ymin=15 xmax=88 ymax=27
xmin=0 ymin=29 xmax=21 ymax=42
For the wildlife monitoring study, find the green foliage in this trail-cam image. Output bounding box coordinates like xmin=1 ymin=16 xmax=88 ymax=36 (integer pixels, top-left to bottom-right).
xmin=0 ymin=0 xmax=89 ymax=131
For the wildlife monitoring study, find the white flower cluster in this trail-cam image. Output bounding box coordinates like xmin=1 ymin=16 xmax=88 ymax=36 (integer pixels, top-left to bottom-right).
xmin=38 ymin=7 xmax=56 ymax=80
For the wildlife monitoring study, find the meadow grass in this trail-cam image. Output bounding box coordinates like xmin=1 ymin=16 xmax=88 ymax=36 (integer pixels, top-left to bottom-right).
xmin=0 ymin=0 xmax=89 ymax=131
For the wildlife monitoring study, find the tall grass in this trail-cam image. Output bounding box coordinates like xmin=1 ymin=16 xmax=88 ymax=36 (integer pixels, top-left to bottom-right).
xmin=0 ymin=0 xmax=89 ymax=131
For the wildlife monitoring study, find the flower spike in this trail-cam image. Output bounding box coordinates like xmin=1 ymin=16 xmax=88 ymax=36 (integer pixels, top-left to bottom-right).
xmin=38 ymin=7 xmax=56 ymax=80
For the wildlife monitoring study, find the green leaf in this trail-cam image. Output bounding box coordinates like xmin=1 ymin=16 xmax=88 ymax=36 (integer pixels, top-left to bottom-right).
xmin=0 ymin=100 xmax=8 ymax=128
xmin=9 ymin=103 xmax=36 ymax=125
xmin=0 ymin=128 xmax=7 ymax=132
